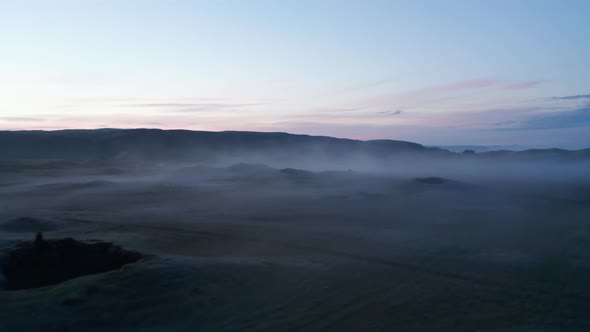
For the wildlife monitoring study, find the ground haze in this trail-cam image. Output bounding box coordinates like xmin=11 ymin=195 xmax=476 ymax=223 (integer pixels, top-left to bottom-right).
xmin=1 ymin=129 xmax=589 ymax=331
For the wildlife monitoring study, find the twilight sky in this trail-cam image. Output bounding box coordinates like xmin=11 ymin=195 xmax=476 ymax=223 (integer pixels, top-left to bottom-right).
xmin=1 ymin=0 xmax=589 ymax=148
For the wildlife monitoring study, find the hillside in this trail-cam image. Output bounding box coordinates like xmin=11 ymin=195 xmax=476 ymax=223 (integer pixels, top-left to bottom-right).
xmin=1 ymin=129 xmax=588 ymax=164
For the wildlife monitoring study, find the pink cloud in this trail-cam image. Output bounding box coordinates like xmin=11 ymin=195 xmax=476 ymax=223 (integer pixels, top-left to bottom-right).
xmin=499 ymin=80 xmax=544 ymax=90
xmin=430 ymin=79 xmax=497 ymax=93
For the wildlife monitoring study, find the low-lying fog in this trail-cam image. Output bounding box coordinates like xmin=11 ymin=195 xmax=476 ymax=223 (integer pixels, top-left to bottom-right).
xmin=1 ymin=154 xmax=590 ymax=331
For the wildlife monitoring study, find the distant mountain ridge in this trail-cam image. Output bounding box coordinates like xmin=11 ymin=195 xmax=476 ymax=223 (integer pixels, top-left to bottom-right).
xmin=0 ymin=129 xmax=588 ymax=162
xmin=430 ymin=145 xmax=530 ymax=153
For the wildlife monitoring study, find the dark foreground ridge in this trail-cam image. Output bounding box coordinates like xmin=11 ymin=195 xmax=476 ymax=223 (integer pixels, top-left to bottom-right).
xmin=0 ymin=233 xmax=146 ymax=290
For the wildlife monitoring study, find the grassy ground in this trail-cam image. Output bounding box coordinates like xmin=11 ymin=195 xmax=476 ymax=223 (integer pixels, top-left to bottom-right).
xmin=0 ymin=163 xmax=589 ymax=331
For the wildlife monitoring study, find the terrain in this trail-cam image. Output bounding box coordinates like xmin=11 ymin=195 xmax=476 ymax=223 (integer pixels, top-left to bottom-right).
xmin=0 ymin=129 xmax=589 ymax=331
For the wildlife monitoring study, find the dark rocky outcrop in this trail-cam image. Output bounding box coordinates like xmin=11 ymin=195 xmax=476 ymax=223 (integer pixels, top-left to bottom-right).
xmin=0 ymin=233 xmax=146 ymax=290
xmin=414 ymin=177 xmax=451 ymax=185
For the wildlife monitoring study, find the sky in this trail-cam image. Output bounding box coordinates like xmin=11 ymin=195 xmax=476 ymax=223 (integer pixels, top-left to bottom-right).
xmin=1 ymin=0 xmax=589 ymax=148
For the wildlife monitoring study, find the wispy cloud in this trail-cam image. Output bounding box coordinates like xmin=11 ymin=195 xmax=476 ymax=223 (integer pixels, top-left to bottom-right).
xmin=127 ymin=103 xmax=212 ymax=108
xmin=170 ymin=103 xmax=263 ymax=113
xmin=499 ymin=80 xmax=544 ymax=90
xmin=431 ymin=79 xmax=497 ymax=92
xmin=317 ymin=78 xmax=396 ymax=98
xmin=521 ymin=105 xmax=590 ymax=130
xmin=495 ymin=103 xmax=590 ymax=130
xmin=425 ymin=79 xmax=543 ymax=94
xmin=123 ymin=102 xmax=265 ymax=112
xmin=546 ymin=93 xmax=590 ymax=101
xmin=365 ymin=78 xmax=544 ymax=112
xmin=377 ymin=109 xmax=404 ymax=116
xmin=0 ymin=117 xmax=45 ymax=122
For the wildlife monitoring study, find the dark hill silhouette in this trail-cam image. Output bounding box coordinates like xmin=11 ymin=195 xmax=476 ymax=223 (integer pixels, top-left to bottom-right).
xmin=0 ymin=129 xmax=588 ymax=163
xmin=0 ymin=129 xmax=440 ymax=162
